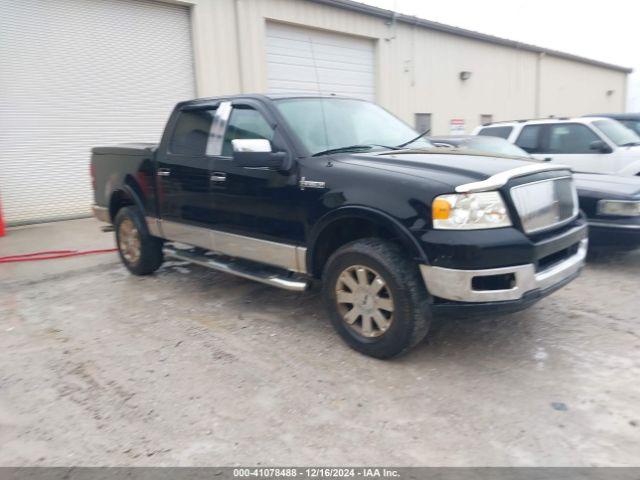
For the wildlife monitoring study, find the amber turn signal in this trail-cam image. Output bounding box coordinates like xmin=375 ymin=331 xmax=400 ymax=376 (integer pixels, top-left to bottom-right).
xmin=432 ymin=198 xmax=451 ymax=220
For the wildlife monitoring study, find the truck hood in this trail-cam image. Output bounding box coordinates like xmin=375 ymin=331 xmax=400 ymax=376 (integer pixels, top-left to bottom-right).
xmin=573 ymin=172 xmax=640 ymax=199
xmin=335 ymin=149 xmax=537 ymax=189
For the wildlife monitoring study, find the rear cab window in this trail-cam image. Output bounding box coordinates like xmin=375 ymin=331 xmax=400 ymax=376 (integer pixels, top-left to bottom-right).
xmin=477 ymin=126 xmax=513 ymax=139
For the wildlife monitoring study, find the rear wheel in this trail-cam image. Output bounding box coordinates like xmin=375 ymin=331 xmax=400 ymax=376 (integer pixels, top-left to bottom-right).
xmin=114 ymin=206 xmax=163 ymax=275
xmin=322 ymin=238 xmax=431 ymax=359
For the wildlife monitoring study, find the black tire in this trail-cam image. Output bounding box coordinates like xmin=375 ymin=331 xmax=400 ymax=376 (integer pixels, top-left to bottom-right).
xmin=322 ymin=238 xmax=431 ymax=359
xmin=114 ymin=206 xmax=163 ymax=275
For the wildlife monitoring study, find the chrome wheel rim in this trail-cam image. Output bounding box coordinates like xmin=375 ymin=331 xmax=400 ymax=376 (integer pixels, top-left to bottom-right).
xmin=335 ymin=265 xmax=394 ymax=338
xmin=118 ymin=219 xmax=141 ymax=264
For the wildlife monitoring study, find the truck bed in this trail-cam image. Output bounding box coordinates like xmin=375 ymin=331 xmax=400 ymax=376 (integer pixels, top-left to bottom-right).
xmin=91 ymin=143 xmax=159 ymax=217
xmin=92 ymin=143 xmax=158 ymax=156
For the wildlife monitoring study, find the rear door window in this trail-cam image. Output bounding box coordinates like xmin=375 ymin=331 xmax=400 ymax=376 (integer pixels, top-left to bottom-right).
xmin=170 ymin=108 xmax=217 ymax=156
xmin=515 ymin=125 xmax=544 ymax=153
xmin=477 ymin=126 xmax=513 ymax=139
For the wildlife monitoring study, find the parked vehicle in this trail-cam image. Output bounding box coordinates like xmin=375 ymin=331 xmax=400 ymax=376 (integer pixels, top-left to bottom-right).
xmin=92 ymin=95 xmax=587 ymax=358
xmin=430 ymin=135 xmax=640 ymax=251
xmin=473 ymin=117 xmax=640 ymax=176
xmin=583 ymin=113 xmax=640 ymax=136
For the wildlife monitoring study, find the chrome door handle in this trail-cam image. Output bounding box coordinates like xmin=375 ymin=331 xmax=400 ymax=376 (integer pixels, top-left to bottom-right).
xmin=543 ymin=157 xmax=553 ymax=162
xmin=157 ymin=168 xmax=171 ymax=177
xmin=210 ymin=172 xmax=227 ymax=182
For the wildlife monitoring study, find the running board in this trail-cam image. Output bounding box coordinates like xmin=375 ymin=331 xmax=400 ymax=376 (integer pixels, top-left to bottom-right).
xmin=163 ymin=245 xmax=309 ymax=292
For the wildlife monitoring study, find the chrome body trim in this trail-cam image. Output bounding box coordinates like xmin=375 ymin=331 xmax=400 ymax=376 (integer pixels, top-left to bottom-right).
xmin=588 ymin=221 xmax=640 ymax=230
xmin=420 ymin=238 xmax=588 ymax=303
xmin=299 ymin=177 xmax=326 ymax=190
xmin=163 ymin=245 xmax=309 ymax=292
xmin=210 ymin=173 xmax=227 ymax=182
xmin=92 ymin=205 xmax=110 ymax=223
xmin=157 ymin=219 xmax=307 ymax=273
xmin=295 ymin=247 xmax=307 ymax=274
xmin=205 ymin=101 xmax=232 ymax=156
xmin=455 ymin=164 xmax=571 ymax=193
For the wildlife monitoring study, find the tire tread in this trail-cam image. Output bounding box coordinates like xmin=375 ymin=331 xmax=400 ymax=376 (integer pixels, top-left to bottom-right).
xmin=114 ymin=206 xmax=163 ymax=275
xmin=322 ymin=237 xmax=430 ymax=358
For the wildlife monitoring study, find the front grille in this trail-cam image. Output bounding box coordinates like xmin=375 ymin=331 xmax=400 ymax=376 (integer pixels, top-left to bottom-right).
xmin=510 ymin=176 xmax=578 ymax=234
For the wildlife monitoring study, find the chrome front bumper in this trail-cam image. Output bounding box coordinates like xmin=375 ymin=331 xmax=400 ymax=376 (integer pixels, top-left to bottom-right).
xmin=92 ymin=205 xmax=110 ymax=223
xmin=420 ymin=238 xmax=588 ymax=303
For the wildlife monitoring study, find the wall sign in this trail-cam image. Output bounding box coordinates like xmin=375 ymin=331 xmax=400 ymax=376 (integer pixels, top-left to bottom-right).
xmin=449 ymin=118 xmax=466 ymax=135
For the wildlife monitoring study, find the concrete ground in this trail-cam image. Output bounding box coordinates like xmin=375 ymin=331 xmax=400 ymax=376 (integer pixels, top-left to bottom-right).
xmin=0 ymin=219 xmax=638 ymax=466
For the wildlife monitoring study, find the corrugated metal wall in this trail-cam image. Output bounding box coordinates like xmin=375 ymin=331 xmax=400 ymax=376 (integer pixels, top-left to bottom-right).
xmin=0 ymin=0 xmax=195 ymax=225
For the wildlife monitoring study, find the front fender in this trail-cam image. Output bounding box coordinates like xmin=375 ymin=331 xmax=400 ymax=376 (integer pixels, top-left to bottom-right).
xmin=306 ymin=206 xmax=429 ymax=274
xmin=619 ymin=159 xmax=640 ymax=176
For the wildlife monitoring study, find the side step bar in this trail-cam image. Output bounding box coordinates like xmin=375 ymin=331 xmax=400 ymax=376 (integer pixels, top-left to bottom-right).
xmin=163 ymin=244 xmax=309 ymax=292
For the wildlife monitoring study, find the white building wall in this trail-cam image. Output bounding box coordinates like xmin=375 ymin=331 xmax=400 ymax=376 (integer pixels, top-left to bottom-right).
xmin=539 ymin=54 xmax=627 ymax=117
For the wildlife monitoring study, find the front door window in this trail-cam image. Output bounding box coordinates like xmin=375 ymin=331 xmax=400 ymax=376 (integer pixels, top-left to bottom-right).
xmin=546 ymin=124 xmax=600 ymax=154
xmin=221 ymin=107 xmax=275 ymax=157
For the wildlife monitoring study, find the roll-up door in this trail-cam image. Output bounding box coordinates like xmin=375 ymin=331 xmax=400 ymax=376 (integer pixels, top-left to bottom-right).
xmin=0 ymin=0 xmax=196 ymax=225
xmin=266 ymin=22 xmax=375 ymax=101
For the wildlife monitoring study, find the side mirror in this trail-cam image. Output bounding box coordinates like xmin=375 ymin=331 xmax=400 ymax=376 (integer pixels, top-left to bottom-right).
xmin=589 ymin=140 xmax=613 ymax=154
xmin=232 ymin=139 xmax=286 ymax=169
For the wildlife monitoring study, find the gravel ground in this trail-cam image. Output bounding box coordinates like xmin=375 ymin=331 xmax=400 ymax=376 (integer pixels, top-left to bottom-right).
xmin=0 ymin=249 xmax=639 ymax=466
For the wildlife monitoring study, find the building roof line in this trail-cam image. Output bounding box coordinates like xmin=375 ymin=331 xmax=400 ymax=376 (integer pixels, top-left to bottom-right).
xmin=308 ymin=0 xmax=633 ymax=74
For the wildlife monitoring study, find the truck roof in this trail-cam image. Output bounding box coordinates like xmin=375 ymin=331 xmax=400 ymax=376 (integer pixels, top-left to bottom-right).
xmin=176 ymin=93 xmax=367 ymax=109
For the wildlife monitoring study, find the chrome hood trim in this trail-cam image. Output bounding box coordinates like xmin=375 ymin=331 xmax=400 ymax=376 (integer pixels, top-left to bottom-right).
xmin=455 ymin=164 xmax=571 ymax=193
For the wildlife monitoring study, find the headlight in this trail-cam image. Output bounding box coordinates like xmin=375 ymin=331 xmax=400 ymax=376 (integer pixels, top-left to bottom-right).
xmin=432 ymin=191 xmax=512 ymax=230
xmin=597 ymin=200 xmax=640 ymax=217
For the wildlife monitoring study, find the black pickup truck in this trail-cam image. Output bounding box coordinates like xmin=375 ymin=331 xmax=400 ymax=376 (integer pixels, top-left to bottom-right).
xmin=91 ymin=94 xmax=588 ymax=358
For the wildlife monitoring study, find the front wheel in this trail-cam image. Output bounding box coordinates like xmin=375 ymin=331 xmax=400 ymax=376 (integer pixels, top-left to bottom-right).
xmin=114 ymin=206 xmax=163 ymax=275
xmin=322 ymin=238 xmax=431 ymax=359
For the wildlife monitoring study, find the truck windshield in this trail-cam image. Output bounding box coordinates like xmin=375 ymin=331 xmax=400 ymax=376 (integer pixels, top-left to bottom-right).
xmin=592 ymin=119 xmax=640 ymax=146
xmin=275 ymin=98 xmax=433 ymax=156
xmin=621 ymin=119 xmax=640 ymax=136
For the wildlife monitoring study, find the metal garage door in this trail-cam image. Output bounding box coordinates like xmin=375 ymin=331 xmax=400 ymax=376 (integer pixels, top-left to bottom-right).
xmin=0 ymin=0 xmax=195 ymax=225
xmin=266 ymin=22 xmax=375 ymax=101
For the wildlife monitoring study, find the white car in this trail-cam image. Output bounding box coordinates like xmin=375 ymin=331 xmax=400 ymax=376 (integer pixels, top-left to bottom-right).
xmin=472 ymin=117 xmax=640 ymax=176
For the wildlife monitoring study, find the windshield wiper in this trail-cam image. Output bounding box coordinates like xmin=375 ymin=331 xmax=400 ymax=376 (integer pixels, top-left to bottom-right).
xmin=312 ymin=144 xmax=398 ymax=157
xmin=621 ymin=141 xmax=640 ymax=147
xmin=396 ymin=129 xmax=431 ymax=148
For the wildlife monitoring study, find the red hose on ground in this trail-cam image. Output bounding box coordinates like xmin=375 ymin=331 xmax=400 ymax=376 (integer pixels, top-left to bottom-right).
xmin=0 ymin=248 xmax=117 ymax=264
